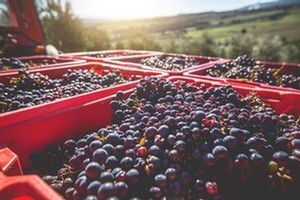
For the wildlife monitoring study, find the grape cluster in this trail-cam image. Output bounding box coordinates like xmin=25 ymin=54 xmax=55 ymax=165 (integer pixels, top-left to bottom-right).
xmin=91 ymin=53 xmax=135 ymax=58
xmin=0 ymin=57 xmax=27 ymax=70
xmin=140 ymin=55 xmax=200 ymax=71
xmin=34 ymin=77 xmax=300 ymax=200
xmin=0 ymin=57 xmax=60 ymax=70
xmin=207 ymin=55 xmax=300 ymax=89
xmin=0 ymin=69 xmax=133 ymax=113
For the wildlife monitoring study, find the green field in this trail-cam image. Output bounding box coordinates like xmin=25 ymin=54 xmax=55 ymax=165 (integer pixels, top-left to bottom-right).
xmin=87 ymin=6 xmax=300 ymax=62
xmin=185 ymin=8 xmax=300 ymax=42
xmin=92 ymin=6 xmax=300 ymax=42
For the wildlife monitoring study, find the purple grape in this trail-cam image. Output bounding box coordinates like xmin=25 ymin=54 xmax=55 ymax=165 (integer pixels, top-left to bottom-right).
xmin=97 ymin=182 xmax=115 ymax=200
xmin=35 ymin=77 xmax=300 ymax=199
xmin=165 ymin=168 xmax=177 ymax=181
xmin=114 ymin=181 xmax=128 ymax=198
xmin=126 ymin=169 xmax=140 ymax=185
xmin=272 ymin=151 xmax=289 ymax=167
xmin=87 ymin=181 xmax=101 ymax=195
xmin=92 ymin=149 xmax=108 ymax=165
xmin=100 ymin=171 xmax=115 ymax=183
xmin=154 ymin=174 xmax=167 ymax=188
xmin=212 ymin=145 xmax=228 ymax=161
xmin=85 ymin=162 xmax=103 ymax=179
xmin=149 ymin=186 xmax=162 ymax=199
xmin=88 ymin=141 xmax=102 ymax=153
xmin=120 ymin=157 xmax=134 ymax=171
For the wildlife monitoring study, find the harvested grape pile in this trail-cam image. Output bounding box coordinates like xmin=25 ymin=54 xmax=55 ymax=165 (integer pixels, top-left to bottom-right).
xmin=91 ymin=53 xmax=136 ymax=58
xmin=0 ymin=57 xmax=27 ymax=70
xmin=0 ymin=57 xmax=61 ymax=70
xmin=31 ymin=77 xmax=300 ymax=200
xmin=140 ymin=55 xmax=200 ymax=71
xmin=206 ymin=55 xmax=300 ymax=89
xmin=0 ymin=69 xmax=133 ymax=113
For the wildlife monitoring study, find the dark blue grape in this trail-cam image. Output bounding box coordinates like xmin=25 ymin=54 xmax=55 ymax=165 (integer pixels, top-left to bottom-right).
xmin=212 ymin=145 xmax=228 ymax=161
xmin=97 ymin=182 xmax=115 ymax=200
xmin=145 ymin=126 xmax=158 ymax=139
xmin=65 ymin=187 xmax=75 ymax=200
xmin=154 ymin=174 xmax=167 ymax=188
xmin=92 ymin=149 xmax=108 ymax=165
xmin=100 ymin=171 xmax=115 ymax=183
xmin=234 ymin=154 xmax=249 ymax=169
xmin=120 ymin=157 xmax=134 ymax=171
xmin=250 ymin=153 xmax=264 ymax=167
xmin=126 ymin=169 xmax=140 ymax=185
xmin=149 ymin=186 xmax=162 ymax=199
xmin=158 ymin=125 xmax=170 ymax=137
xmin=114 ymin=181 xmax=128 ymax=198
xmin=165 ymin=168 xmax=177 ymax=181
xmin=174 ymin=140 xmax=186 ymax=151
xmin=106 ymin=133 xmax=121 ymax=146
xmin=230 ymin=128 xmax=246 ymax=142
xmin=84 ymin=195 xmax=99 ymax=200
xmin=106 ymin=156 xmax=119 ymax=169
xmin=87 ymin=181 xmax=101 ymax=195
xmin=272 ymin=151 xmax=289 ymax=167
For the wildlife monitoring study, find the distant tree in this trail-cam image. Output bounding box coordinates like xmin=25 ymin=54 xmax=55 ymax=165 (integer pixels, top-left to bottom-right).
xmin=174 ymin=29 xmax=187 ymax=38
xmin=36 ymin=0 xmax=86 ymax=52
xmin=126 ymin=35 xmax=162 ymax=51
xmin=252 ymin=35 xmax=282 ymax=61
xmin=241 ymin=28 xmax=247 ymax=34
xmin=181 ymin=32 xmax=217 ymax=56
xmin=227 ymin=35 xmax=254 ymax=59
xmin=115 ymin=40 xmax=125 ymax=49
xmin=281 ymin=44 xmax=300 ymax=63
xmin=218 ymin=35 xmax=300 ymax=63
xmin=165 ymin=39 xmax=179 ymax=53
xmin=198 ymin=32 xmax=217 ymax=56
xmin=126 ymin=26 xmax=144 ymax=38
xmin=142 ymin=36 xmax=162 ymax=51
xmin=84 ymin=27 xmax=110 ymax=51
xmin=127 ymin=38 xmax=144 ymax=50
xmin=217 ymin=45 xmax=227 ymax=58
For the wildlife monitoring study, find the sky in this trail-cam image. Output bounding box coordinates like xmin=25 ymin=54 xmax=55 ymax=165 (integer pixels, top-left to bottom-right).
xmin=69 ymin=0 xmax=272 ymax=20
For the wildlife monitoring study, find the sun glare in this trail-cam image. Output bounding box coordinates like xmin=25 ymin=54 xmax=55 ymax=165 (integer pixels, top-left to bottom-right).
xmin=93 ymin=0 xmax=171 ymax=19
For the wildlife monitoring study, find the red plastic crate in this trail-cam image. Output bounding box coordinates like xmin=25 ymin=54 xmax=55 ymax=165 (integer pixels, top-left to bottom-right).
xmin=0 ymin=55 xmax=85 ymax=74
xmin=106 ymin=53 xmax=220 ymax=75
xmin=1 ymin=75 xmax=299 ymax=168
xmin=0 ymin=62 xmax=167 ymax=132
xmin=0 ymin=88 xmax=135 ymax=167
xmin=0 ymin=148 xmax=23 ymax=176
xmin=0 ymin=75 xmax=299 ymax=199
xmin=184 ymin=59 xmax=300 ymax=92
xmin=0 ymin=173 xmax=63 ymax=200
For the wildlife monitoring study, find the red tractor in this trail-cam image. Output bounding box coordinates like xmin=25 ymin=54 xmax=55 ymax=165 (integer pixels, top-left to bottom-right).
xmin=0 ymin=0 xmax=56 ymax=58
